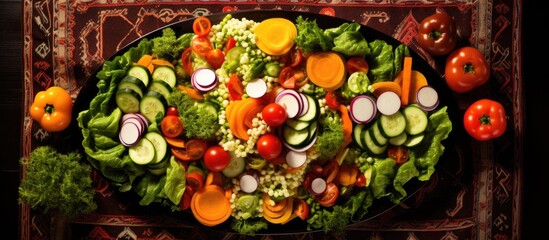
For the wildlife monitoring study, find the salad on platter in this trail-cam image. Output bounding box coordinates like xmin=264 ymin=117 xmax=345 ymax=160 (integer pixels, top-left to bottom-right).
xmin=75 ymin=11 xmax=453 ymax=235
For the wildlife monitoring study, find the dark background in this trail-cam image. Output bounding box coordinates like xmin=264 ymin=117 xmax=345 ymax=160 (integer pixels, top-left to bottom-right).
xmin=0 ymin=1 xmax=543 ymax=239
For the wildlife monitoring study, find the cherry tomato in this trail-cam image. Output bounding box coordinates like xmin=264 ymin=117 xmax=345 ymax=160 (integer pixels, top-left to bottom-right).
xmin=278 ymin=66 xmax=296 ymax=89
xmin=166 ymin=106 xmax=178 ymax=116
xmin=293 ymin=198 xmax=310 ymax=220
xmin=309 ymin=164 xmax=323 ymax=176
xmin=444 ymin=46 xmax=490 ymax=93
xmin=416 ymin=12 xmax=457 ymax=56
xmin=206 ymin=48 xmax=225 ymax=70
xmin=346 ymin=57 xmax=369 ymax=75
xmin=191 ymin=36 xmax=214 ymax=58
xmin=203 ymin=145 xmax=231 ymax=172
xmin=302 ymin=172 xmax=316 ymax=190
xmin=179 ymin=185 xmax=194 ymax=210
xmin=185 ymin=172 xmax=204 ymax=191
xmin=224 ymin=36 xmax=236 ymax=54
xmin=256 ymin=133 xmax=282 ymax=160
xmin=463 ymin=99 xmax=507 ymax=141
xmin=281 ymin=48 xmax=303 ymax=67
xmin=355 ymin=173 xmax=367 ymax=187
xmin=261 ymin=103 xmax=287 ymax=127
xmin=226 ymin=73 xmax=244 ymax=101
xmin=317 ymin=182 xmax=339 ymax=207
xmin=192 ymin=16 xmax=211 ymax=37
xmin=160 ymin=115 xmax=184 ymax=138
xmin=387 ymin=145 xmax=409 ymax=165
xmin=321 ymin=160 xmax=340 ymax=183
xmin=325 ymin=91 xmax=341 ymax=110
xmin=171 ymin=138 xmax=208 ymax=161
xmin=181 ymin=47 xmax=194 ymax=75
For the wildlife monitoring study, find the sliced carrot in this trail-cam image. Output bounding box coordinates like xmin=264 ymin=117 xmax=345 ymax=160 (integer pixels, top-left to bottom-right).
xmin=254 ymin=18 xmax=297 ymax=56
xmin=262 ymin=196 xmax=294 ymax=224
xmin=371 ymin=81 xmax=402 ymax=98
xmin=338 ymin=105 xmax=353 ymax=146
xmin=191 ymin=184 xmax=232 ymax=226
xmin=306 ymin=51 xmax=346 ymax=91
xmin=177 ymin=85 xmax=205 ymax=101
xmin=244 ymin=103 xmax=265 ymax=129
xmin=393 ymin=70 xmax=428 ymax=104
xmin=400 ymin=57 xmax=413 ymax=106
xmin=151 ymin=58 xmax=175 ymax=69
xmin=137 ymin=54 xmax=153 ymax=67
xmin=164 ymin=137 xmax=185 ymax=149
xmin=205 ymin=171 xmax=224 ymax=187
xmin=262 ymin=194 xmax=288 ymax=213
xmin=227 ymin=100 xmax=242 ymax=139
xmin=234 ymin=98 xmax=264 ymax=141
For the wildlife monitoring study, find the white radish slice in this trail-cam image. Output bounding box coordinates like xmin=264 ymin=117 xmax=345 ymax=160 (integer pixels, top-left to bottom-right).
xmin=376 ymin=91 xmax=401 ymax=116
xmin=285 ymin=150 xmax=307 ymax=168
xmin=239 ymin=174 xmax=259 ymax=193
xmin=349 ymin=95 xmax=377 ymax=124
xmin=416 ymin=85 xmax=439 ymax=111
xmin=297 ymin=92 xmax=309 ymax=117
xmin=122 ymin=117 xmax=145 ymax=134
xmin=310 ymin=177 xmax=327 ymax=195
xmin=191 ymin=68 xmax=218 ymax=92
xmin=245 ymin=78 xmax=267 ymax=98
xmin=119 ymin=122 xmax=142 ymax=147
xmin=276 ymin=93 xmax=301 ymax=118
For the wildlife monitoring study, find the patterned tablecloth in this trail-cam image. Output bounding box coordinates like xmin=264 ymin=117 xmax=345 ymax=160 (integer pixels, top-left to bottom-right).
xmin=21 ymin=1 xmax=523 ymax=239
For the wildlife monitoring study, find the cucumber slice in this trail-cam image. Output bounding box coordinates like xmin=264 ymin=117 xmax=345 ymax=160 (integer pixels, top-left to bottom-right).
xmin=403 ymin=105 xmax=428 ymax=135
xmin=285 ymin=118 xmax=311 ymax=131
xmin=127 ymin=65 xmax=151 ymax=87
xmin=116 ymin=88 xmax=141 ymax=113
xmin=129 ymin=138 xmax=156 ymax=165
xmin=363 ymin=127 xmax=387 ymax=156
xmin=236 ymin=194 xmax=259 ymax=213
xmin=221 ymin=152 xmax=246 ymax=178
xmin=296 ymin=94 xmax=319 ymax=122
xmin=139 ymin=91 xmax=167 ymax=123
xmin=282 ymin=125 xmax=310 ymax=146
xmin=403 ymin=133 xmax=425 ymax=147
xmin=144 ymin=131 xmax=168 ymax=165
xmin=346 ymin=71 xmax=370 ymax=94
xmin=389 ymin=132 xmax=408 ymax=146
xmin=353 ymin=124 xmax=366 ymax=149
xmin=369 ymin=122 xmax=388 ymax=146
xmin=148 ymin=80 xmax=172 ymax=101
xmin=377 ymin=111 xmax=406 ymax=138
xmin=118 ymin=75 xmax=147 ymax=97
xmin=152 ymin=65 xmax=177 ymax=88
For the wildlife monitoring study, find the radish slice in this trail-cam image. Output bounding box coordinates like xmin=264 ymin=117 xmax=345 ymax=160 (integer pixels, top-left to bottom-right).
xmin=239 ymin=174 xmax=259 ymax=193
xmin=416 ymin=85 xmax=439 ymax=111
xmin=275 ymin=90 xmax=303 ymax=118
xmin=285 ymin=150 xmax=307 ymax=168
xmin=191 ymin=68 xmax=218 ymax=92
xmin=297 ymin=92 xmax=309 ymax=117
xmin=310 ymin=177 xmax=327 ymax=195
xmin=119 ymin=122 xmax=142 ymax=147
xmin=349 ymin=95 xmax=377 ymax=124
xmin=376 ymin=91 xmax=401 ymax=115
xmin=245 ymin=78 xmax=267 ymax=98
xmin=122 ymin=117 xmax=145 ymax=134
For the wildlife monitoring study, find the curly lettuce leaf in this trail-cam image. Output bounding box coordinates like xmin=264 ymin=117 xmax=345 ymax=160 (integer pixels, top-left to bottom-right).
xmin=164 ymin=157 xmax=186 ymax=205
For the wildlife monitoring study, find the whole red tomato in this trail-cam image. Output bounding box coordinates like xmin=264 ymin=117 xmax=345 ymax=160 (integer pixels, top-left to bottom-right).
xmin=417 ymin=12 xmax=458 ymax=56
xmin=261 ymin=103 xmax=287 ymax=126
xmin=256 ymin=133 xmax=282 ymax=160
xmin=203 ymin=145 xmax=231 ymax=172
xmin=463 ymin=99 xmax=507 ymax=141
xmin=445 ymin=46 xmax=490 ymax=93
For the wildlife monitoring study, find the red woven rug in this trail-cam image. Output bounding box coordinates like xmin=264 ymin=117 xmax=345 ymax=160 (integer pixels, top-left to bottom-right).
xmin=22 ymin=1 xmax=523 ymax=239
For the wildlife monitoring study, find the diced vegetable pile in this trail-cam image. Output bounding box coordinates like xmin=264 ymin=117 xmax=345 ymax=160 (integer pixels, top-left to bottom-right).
xmin=76 ymin=14 xmax=453 ymax=235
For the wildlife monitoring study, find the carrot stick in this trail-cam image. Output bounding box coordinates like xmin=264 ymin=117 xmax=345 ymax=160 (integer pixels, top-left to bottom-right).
xmin=400 ymin=57 xmax=413 ymax=106
xmin=177 ymin=85 xmax=205 ymax=101
xmin=338 ymin=105 xmax=353 ymax=146
xmin=137 ymin=54 xmax=153 ymax=67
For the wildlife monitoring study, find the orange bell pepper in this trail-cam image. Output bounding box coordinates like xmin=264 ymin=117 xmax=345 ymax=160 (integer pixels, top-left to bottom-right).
xmin=29 ymin=86 xmax=73 ymax=132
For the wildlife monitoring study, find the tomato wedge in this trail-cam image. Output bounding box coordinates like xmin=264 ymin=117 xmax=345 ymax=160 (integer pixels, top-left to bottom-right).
xmin=160 ymin=115 xmax=184 ymax=138
xmin=325 ymin=91 xmax=341 ymax=110
xmin=180 ymin=185 xmax=195 ymax=210
xmin=172 ymin=138 xmax=208 ymax=161
xmin=206 ymin=48 xmax=225 ymax=70
xmin=293 ymin=198 xmax=310 ymax=220
xmin=321 ymin=160 xmax=339 ymax=183
xmin=387 ymin=145 xmax=409 ymax=165
xmin=186 ymin=172 xmax=205 ymax=191
xmin=346 ymin=56 xmax=369 ymax=75
xmin=317 ymin=182 xmax=339 ymax=207
xmin=226 ymin=73 xmax=244 ymax=101
xmin=191 ymin=36 xmax=214 ymax=58
xmin=193 ymin=16 xmax=211 ymax=37
xmin=278 ymin=67 xmax=306 ymax=89
xmin=224 ymin=36 xmax=236 ymax=54
xmin=181 ymin=47 xmax=194 ymax=75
